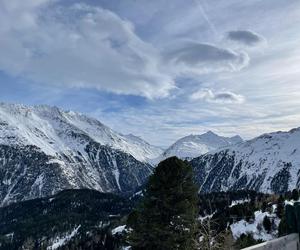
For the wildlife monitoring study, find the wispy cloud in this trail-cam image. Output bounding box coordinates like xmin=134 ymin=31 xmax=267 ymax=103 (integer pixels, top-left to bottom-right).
xmin=190 ymin=89 xmax=245 ymax=103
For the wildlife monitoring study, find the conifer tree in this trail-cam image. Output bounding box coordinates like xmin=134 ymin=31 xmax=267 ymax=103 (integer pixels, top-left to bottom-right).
xmin=292 ymin=189 xmax=299 ymax=201
xmin=276 ymin=195 xmax=285 ymax=218
xmin=127 ymin=157 xmax=199 ymax=250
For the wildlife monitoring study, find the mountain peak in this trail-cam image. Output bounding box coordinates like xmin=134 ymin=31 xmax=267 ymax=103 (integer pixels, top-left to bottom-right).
xmin=190 ymin=126 xmax=300 ymax=193
xmin=204 ymin=130 xmax=217 ymax=136
xmin=0 ymin=102 xmax=162 ymax=163
xmin=158 ymin=131 xmax=243 ymax=161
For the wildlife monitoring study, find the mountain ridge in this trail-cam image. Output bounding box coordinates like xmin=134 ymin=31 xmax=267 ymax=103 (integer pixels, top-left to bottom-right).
xmin=190 ymin=126 xmax=300 ymax=193
xmin=0 ymin=102 xmax=158 ymax=206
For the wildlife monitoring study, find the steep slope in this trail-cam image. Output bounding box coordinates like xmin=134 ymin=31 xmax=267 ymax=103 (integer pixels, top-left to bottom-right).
xmin=123 ymin=134 xmax=163 ymax=161
xmin=190 ymin=128 xmax=300 ymax=193
xmin=0 ymin=103 xmax=155 ymax=205
xmin=159 ymin=131 xmax=242 ymax=160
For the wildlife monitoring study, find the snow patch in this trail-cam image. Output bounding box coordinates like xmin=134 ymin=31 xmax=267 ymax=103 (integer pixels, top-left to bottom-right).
xmin=229 ymin=199 xmax=250 ymax=208
xmin=47 ymin=225 xmax=81 ymax=250
xmin=230 ymin=210 xmax=280 ymax=241
xmin=112 ymin=225 xmax=127 ymax=235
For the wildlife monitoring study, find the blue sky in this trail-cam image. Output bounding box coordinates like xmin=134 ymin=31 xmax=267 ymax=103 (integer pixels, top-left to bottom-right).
xmin=0 ymin=0 xmax=300 ymax=147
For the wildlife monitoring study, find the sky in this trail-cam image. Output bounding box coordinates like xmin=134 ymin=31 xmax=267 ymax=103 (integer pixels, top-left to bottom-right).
xmin=0 ymin=0 xmax=300 ymax=147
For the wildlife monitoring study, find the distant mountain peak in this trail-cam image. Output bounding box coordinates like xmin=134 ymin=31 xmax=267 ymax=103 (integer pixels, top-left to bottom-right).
xmin=203 ymin=130 xmax=217 ymax=136
xmin=156 ymin=131 xmax=243 ymax=162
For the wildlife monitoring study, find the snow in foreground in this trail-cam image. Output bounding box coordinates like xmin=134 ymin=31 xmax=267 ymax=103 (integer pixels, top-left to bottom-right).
xmin=230 ymin=210 xmax=280 ymax=241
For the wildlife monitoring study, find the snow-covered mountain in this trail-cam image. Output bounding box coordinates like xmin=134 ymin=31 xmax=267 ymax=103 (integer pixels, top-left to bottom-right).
xmin=0 ymin=102 xmax=161 ymax=205
xmin=158 ymin=131 xmax=243 ymax=161
xmin=0 ymin=103 xmax=162 ymax=163
xmin=190 ymin=127 xmax=300 ymax=194
xmin=122 ymin=133 xmax=163 ymax=161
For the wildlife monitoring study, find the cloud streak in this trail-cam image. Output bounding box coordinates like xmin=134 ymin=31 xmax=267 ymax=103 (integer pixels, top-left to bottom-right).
xmin=190 ymin=89 xmax=245 ymax=104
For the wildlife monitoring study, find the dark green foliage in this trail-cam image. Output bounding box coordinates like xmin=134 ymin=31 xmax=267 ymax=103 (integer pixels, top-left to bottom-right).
xmin=0 ymin=189 xmax=133 ymax=249
xmin=285 ymin=204 xmax=297 ymax=234
xmin=292 ymin=189 xmax=299 ymax=201
xmin=276 ymin=195 xmax=285 ymax=218
xmin=128 ymin=157 xmax=199 ymax=250
xmin=278 ymin=216 xmax=288 ymax=237
xmin=262 ymin=216 xmax=272 ymax=233
xmin=234 ymin=234 xmax=263 ymax=249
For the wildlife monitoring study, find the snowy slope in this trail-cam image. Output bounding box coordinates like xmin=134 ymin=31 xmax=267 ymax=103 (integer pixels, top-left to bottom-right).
xmin=123 ymin=134 xmax=163 ymax=161
xmin=190 ymin=127 xmax=300 ymax=193
xmin=158 ymin=131 xmax=242 ymax=161
xmin=0 ymin=102 xmax=158 ymax=205
xmin=0 ymin=103 xmax=162 ymax=163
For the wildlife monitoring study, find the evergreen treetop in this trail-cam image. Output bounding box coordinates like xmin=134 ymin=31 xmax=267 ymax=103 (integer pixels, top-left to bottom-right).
xmin=127 ymin=157 xmax=199 ymax=250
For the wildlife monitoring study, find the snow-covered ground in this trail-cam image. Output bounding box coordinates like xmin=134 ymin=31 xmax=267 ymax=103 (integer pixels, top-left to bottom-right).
xmin=230 ymin=210 xmax=280 ymax=241
xmin=112 ymin=225 xmax=127 ymax=235
xmin=47 ymin=225 xmax=81 ymax=250
xmin=229 ymin=199 xmax=250 ymax=208
xmin=285 ymin=198 xmax=300 ymax=206
xmin=198 ymin=212 xmax=216 ymax=222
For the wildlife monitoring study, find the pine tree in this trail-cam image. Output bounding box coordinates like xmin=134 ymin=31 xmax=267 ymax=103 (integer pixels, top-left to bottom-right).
xmin=292 ymin=189 xmax=299 ymax=201
xmin=127 ymin=157 xmax=199 ymax=250
xmin=276 ymin=195 xmax=285 ymax=218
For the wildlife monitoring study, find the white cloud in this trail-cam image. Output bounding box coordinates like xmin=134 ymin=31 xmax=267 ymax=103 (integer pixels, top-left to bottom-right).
xmin=190 ymin=89 xmax=245 ymax=104
xmin=0 ymin=1 xmax=174 ymax=99
xmin=0 ymin=1 xmax=259 ymax=100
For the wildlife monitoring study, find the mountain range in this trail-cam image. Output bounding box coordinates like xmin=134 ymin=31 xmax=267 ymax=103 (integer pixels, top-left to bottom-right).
xmin=190 ymin=128 xmax=300 ymax=193
xmin=1 ymin=102 xmax=300 ymax=206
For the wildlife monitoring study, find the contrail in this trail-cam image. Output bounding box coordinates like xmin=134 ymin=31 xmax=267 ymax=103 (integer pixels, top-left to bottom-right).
xmin=195 ymin=0 xmax=219 ymax=38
